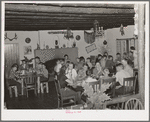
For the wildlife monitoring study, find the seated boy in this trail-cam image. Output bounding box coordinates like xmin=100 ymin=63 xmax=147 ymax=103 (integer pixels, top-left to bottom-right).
xmin=105 ymin=55 xmax=115 ymax=73
xmin=37 ymin=62 xmax=49 ymax=81
xmin=86 ymin=57 xmax=92 ymax=69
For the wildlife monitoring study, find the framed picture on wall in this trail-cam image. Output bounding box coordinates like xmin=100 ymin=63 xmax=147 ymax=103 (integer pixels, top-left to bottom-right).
xmin=85 ymin=43 xmax=97 ymax=53
xmin=53 ymin=35 xmax=60 ymax=49
xmin=24 ymin=46 xmax=32 ymax=55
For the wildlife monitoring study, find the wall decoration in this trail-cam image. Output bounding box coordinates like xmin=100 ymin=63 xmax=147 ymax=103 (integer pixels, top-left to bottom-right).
xmin=46 ymin=45 xmax=49 ymax=49
xmin=85 ymin=43 xmax=97 ymax=54
xmin=24 ymin=46 xmax=32 ymax=55
xmin=4 ymin=33 xmax=18 ymax=41
xmin=37 ymin=43 xmax=40 ymax=50
xmin=64 ymin=27 xmax=74 ymax=40
xmin=103 ymin=40 xmax=107 ymax=45
xmin=48 ymin=31 xmax=65 ymax=34
xmin=53 ymin=35 xmax=60 ymax=48
xmin=63 ymin=44 xmax=66 ymax=48
xmin=25 ymin=37 xmax=31 ymax=43
xmin=55 ymin=40 xmax=59 ymax=49
xmin=120 ymin=24 xmax=125 ymax=36
xmin=84 ymin=31 xmax=95 ymax=44
xmin=76 ymin=35 xmax=81 ymax=41
xmin=72 ymin=41 xmax=76 ymax=48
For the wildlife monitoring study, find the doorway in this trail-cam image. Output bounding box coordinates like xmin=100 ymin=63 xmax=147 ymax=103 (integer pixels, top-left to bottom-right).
xmin=4 ymin=43 xmax=20 ymax=78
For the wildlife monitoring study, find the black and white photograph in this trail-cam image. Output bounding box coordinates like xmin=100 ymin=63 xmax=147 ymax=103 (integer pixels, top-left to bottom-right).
xmin=24 ymin=46 xmax=32 ymax=55
xmin=1 ymin=1 xmax=149 ymax=121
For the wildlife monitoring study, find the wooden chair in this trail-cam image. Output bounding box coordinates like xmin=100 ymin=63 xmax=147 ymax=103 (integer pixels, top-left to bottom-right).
xmin=88 ymin=81 xmax=100 ymax=93
xmin=123 ymin=77 xmax=136 ymax=95
xmin=40 ymin=74 xmax=50 ymax=93
xmin=40 ymin=81 xmax=49 ymax=93
xmin=100 ymin=77 xmax=116 ymax=97
xmin=8 ymin=85 xmax=18 ymax=98
xmin=23 ymin=74 xmax=37 ymax=97
xmin=7 ymin=79 xmax=18 ymax=98
xmin=133 ymin=68 xmax=138 ymax=77
xmin=125 ymin=98 xmax=143 ymax=110
xmin=54 ymin=80 xmax=76 ymax=108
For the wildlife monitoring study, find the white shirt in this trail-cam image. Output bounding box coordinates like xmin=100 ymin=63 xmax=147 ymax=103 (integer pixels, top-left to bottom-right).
xmin=124 ymin=65 xmax=133 ymax=77
xmin=65 ymin=68 xmax=77 ymax=81
xmin=54 ymin=64 xmax=62 ymax=73
xmin=115 ymin=70 xmax=131 ymax=86
xmin=85 ymin=77 xmax=97 ymax=83
xmin=87 ymin=62 xmax=93 ymax=69
xmin=133 ymin=50 xmax=138 ymax=68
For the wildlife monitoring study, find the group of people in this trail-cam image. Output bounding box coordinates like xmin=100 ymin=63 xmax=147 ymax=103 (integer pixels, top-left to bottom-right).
xmin=7 ymin=46 xmax=137 ymax=97
xmin=54 ymin=46 xmax=137 ymax=98
xmin=8 ymin=56 xmax=49 ymax=95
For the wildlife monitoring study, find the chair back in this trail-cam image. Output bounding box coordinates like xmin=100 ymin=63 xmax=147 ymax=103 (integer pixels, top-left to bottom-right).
xmin=133 ymin=68 xmax=138 ymax=76
xmin=24 ymin=74 xmax=37 ymax=85
xmin=100 ymin=77 xmax=116 ymax=97
xmin=54 ymin=80 xmax=61 ymax=95
xmin=125 ymin=98 xmax=143 ymax=110
xmin=123 ymin=77 xmax=135 ymax=95
xmin=28 ymin=64 xmax=33 ymax=68
xmin=54 ymin=80 xmax=76 ymax=108
xmin=88 ymin=81 xmax=100 ymax=92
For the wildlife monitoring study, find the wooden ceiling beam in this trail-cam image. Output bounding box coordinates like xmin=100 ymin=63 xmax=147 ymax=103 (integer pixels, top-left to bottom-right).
xmin=5 ymin=18 xmax=133 ymax=23
xmin=5 ymin=21 xmax=134 ymax=26
xmin=7 ymin=3 xmax=134 ymax=9
xmin=5 ymin=15 xmax=134 ymax=20
xmin=5 ymin=11 xmax=135 ymax=17
xmin=5 ymin=4 xmax=134 ymax=14
xmin=5 ymin=22 xmax=133 ymax=28
xmin=5 ymin=23 xmax=134 ymax=31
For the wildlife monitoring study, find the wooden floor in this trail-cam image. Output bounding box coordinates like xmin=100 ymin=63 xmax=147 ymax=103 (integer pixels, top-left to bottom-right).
xmin=5 ymin=81 xmax=58 ymax=109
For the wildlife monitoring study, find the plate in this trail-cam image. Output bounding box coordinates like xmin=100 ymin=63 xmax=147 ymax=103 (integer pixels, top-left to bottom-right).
xmin=25 ymin=38 xmax=31 ymax=43
xmin=76 ymin=35 xmax=81 ymax=40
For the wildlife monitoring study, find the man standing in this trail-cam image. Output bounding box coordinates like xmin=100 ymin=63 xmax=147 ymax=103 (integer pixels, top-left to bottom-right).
xmin=130 ymin=46 xmax=138 ymax=69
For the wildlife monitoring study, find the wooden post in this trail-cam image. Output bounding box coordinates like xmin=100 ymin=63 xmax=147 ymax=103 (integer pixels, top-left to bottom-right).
xmin=137 ymin=4 xmax=145 ymax=108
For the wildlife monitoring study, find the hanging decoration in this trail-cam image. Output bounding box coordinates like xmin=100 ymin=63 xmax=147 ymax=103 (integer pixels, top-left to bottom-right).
xmin=93 ymin=20 xmax=105 ymax=38
xmin=4 ymin=33 xmax=18 ymax=41
xmin=63 ymin=27 xmax=74 ymax=40
xmin=84 ymin=31 xmax=95 ymax=44
xmin=84 ymin=20 xmax=105 ymax=44
xmin=120 ymin=24 xmax=125 ymax=36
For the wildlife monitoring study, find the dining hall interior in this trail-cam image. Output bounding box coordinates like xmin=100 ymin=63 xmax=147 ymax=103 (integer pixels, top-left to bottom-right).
xmin=3 ymin=2 xmax=147 ymax=111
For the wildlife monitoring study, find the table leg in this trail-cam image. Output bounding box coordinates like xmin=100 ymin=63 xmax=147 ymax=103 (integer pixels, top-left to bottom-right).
xmin=21 ymin=79 xmax=24 ymax=95
xmin=37 ymin=77 xmax=40 ymax=93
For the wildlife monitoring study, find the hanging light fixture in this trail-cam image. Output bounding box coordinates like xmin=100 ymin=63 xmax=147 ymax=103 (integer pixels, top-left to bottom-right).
xmin=63 ymin=27 xmax=74 ymax=40
xmin=93 ymin=20 xmax=104 ymax=37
